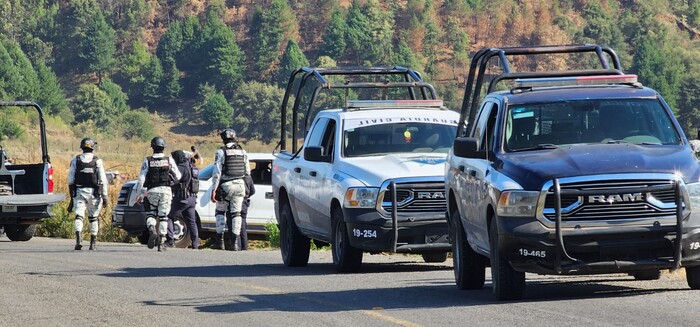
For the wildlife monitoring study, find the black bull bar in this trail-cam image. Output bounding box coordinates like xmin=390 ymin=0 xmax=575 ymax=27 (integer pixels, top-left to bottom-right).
xmin=552 ymin=178 xmax=684 ymax=273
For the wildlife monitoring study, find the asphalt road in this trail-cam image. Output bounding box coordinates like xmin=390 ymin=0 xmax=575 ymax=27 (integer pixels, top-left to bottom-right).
xmin=1 ymin=237 xmax=699 ymax=327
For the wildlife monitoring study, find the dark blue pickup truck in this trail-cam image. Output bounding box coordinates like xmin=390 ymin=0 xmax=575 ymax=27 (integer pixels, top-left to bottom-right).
xmin=445 ymin=45 xmax=700 ymax=300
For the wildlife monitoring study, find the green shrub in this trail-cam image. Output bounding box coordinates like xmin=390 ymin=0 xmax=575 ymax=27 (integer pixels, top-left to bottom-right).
xmin=265 ymin=222 xmax=280 ymax=248
xmin=0 ymin=116 xmax=24 ymax=140
xmin=120 ymin=109 xmax=155 ymax=141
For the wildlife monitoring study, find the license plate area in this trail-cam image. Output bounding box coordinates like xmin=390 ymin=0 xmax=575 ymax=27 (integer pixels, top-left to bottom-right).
xmin=2 ymin=205 xmax=17 ymax=213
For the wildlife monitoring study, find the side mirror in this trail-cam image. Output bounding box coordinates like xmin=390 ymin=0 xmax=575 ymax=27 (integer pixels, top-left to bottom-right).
xmin=453 ymin=137 xmax=486 ymax=159
xmin=690 ymin=140 xmax=700 ymax=154
xmin=304 ymin=146 xmax=331 ymax=162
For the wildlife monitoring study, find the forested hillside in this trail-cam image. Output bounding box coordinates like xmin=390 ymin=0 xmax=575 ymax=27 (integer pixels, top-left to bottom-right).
xmin=2 ymin=0 xmax=700 ymax=144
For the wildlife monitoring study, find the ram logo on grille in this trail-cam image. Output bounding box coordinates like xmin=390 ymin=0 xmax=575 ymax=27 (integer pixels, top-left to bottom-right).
xmin=417 ymin=191 xmax=445 ymax=200
xmin=588 ymin=193 xmax=644 ymax=203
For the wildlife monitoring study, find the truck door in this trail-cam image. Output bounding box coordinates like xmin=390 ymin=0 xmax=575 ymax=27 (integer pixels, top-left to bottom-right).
xmin=458 ymin=101 xmax=498 ymax=252
xmin=293 ymin=117 xmax=330 ymax=234
xmin=307 ymin=118 xmax=336 ymax=237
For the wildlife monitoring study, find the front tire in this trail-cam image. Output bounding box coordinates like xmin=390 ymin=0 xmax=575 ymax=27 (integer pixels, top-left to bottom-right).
xmin=5 ymin=224 xmax=36 ymax=241
xmin=279 ymin=201 xmax=310 ymax=267
xmin=687 ymin=266 xmax=700 ymax=289
xmin=331 ymin=207 xmax=363 ymax=273
xmin=489 ymin=220 xmax=525 ymax=300
xmin=451 ymin=210 xmax=485 ymax=290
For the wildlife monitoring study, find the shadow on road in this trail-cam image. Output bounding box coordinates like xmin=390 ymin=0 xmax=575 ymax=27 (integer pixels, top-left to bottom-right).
xmin=101 ymin=261 xmax=452 ymax=279
xmin=102 ymin=262 xmax=689 ymax=311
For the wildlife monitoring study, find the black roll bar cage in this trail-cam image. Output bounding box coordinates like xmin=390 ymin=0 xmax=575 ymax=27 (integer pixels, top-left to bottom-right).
xmin=0 ymin=101 xmax=50 ymax=163
xmin=279 ymin=66 xmax=438 ymax=153
xmin=457 ymin=44 xmax=623 ymax=137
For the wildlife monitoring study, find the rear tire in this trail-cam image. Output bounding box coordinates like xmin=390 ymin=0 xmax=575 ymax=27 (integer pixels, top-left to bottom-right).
xmin=5 ymin=224 xmax=36 ymax=241
xmin=422 ymin=252 xmax=448 ymax=263
xmin=489 ymin=220 xmax=525 ymax=300
xmin=632 ymin=270 xmax=661 ymax=281
xmin=172 ymin=214 xmax=191 ymax=248
xmin=279 ymin=201 xmax=310 ymax=267
xmin=331 ymin=207 xmax=363 ymax=273
xmin=687 ymin=266 xmax=700 ymax=289
xmin=451 ymin=210 xmax=485 ymax=290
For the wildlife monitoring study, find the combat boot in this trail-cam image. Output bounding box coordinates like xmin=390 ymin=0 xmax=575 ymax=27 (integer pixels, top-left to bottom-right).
xmin=89 ymin=235 xmax=96 ymax=251
xmin=147 ymin=225 xmax=157 ymax=249
xmin=232 ymin=234 xmax=240 ymax=251
xmin=74 ymin=231 xmax=82 ymax=251
xmin=157 ymin=235 xmax=167 ymax=252
xmin=213 ymin=233 xmax=224 ymax=250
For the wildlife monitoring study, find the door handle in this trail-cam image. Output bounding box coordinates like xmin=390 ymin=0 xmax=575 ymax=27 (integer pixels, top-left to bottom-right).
xmin=458 ymin=165 xmax=465 ymax=172
xmin=294 ymin=167 xmax=301 ymax=173
xmin=309 ymin=171 xmax=317 ymax=177
xmin=468 ymin=169 xmax=477 ymax=177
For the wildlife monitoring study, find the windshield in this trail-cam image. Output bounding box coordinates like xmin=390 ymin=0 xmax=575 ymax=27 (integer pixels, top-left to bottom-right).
xmin=344 ymin=122 xmax=457 ymax=157
xmin=504 ymin=98 xmax=681 ymax=152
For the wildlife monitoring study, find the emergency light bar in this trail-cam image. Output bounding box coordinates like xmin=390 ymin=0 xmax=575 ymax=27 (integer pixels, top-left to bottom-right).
xmin=345 ymin=99 xmax=445 ymax=110
xmin=514 ymin=74 xmax=639 ymax=88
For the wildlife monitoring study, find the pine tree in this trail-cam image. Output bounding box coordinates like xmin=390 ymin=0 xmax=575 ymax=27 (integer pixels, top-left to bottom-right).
xmin=3 ymin=39 xmax=39 ymax=101
xmin=142 ymin=56 xmax=163 ymax=106
xmin=79 ymin=9 xmax=116 ymax=81
xmin=250 ymin=0 xmax=298 ymax=81
xmin=163 ymin=62 xmax=181 ymax=102
xmin=443 ymin=16 xmax=469 ymax=80
xmin=35 ymin=62 xmax=68 ymax=117
xmin=203 ymin=12 xmax=245 ymax=93
xmin=276 ymin=39 xmax=309 ymax=88
xmin=319 ymin=9 xmax=347 ymax=59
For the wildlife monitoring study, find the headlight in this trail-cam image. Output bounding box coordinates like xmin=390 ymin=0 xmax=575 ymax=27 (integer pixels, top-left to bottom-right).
xmin=344 ymin=187 xmax=379 ymax=208
xmin=497 ymin=191 xmax=540 ymax=217
xmin=686 ymin=182 xmax=700 ymax=210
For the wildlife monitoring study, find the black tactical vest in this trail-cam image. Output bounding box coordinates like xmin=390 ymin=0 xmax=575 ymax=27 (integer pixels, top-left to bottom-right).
xmin=222 ymin=145 xmax=245 ymax=179
xmin=75 ymin=155 xmax=98 ymax=188
xmin=145 ymin=156 xmax=171 ymax=188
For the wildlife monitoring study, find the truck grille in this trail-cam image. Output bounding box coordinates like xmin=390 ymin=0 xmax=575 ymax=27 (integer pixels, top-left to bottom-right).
xmin=543 ymin=179 xmax=679 ymax=221
xmin=381 ymin=182 xmax=446 ymax=213
xmin=117 ymin=185 xmax=132 ymax=205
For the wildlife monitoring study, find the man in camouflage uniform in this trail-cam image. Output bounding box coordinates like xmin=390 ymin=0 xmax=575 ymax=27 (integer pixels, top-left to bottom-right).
xmin=68 ymin=138 xmax=109 ymax=251
xmin=135 ymin=136 xmax=181 ymax=252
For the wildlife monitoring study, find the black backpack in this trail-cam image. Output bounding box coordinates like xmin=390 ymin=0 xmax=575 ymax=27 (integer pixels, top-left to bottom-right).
xmin=188 ymin=161 xmax=200 ymax=193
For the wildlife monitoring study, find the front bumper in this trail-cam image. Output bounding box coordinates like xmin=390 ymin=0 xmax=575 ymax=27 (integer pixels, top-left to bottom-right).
xmin=498 ymin=216 xmax=700 ymax=274
xmin=499 ymin=179 xmax=700 ymax=274
xmin=342 ymin=207 xmax=450 ymax=253
xmin=111 ymin=204 xmax=147 ymax=235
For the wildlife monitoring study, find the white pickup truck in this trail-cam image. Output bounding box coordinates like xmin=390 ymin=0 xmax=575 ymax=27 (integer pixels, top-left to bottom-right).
xmin=272 ymin=67 xmax=459 ymax=272
xmin=0 ymin=101 xmax=64 ymax=241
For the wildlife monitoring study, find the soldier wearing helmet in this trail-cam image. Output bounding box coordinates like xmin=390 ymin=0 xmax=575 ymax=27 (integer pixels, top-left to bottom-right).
xmin=135 ymin=136 xmax=181 ymax=252
xmin=68 ymin=138 xmax=109 ymax=250
xmin=209 ymin=128 xmax=250 ymax=250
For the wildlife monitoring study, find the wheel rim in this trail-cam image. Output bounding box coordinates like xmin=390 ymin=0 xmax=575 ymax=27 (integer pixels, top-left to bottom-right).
xmin=172 ymin=219 xmax=186 ymax=241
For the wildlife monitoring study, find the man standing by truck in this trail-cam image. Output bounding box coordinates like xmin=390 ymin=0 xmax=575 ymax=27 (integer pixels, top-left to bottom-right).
xmin=135 ymin=137 xmax=181 ymax=252
xmin=209 ymin=129 xmax=249 ymax=251
xmin=68 ymin=138 xmax=109 ymax=251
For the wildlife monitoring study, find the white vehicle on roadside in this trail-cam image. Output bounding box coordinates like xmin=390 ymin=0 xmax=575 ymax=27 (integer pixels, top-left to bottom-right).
xmin=272 ymin=67 xmax=459 ymax=272
xmin=112 ymin=153 xmax=275 ymax=248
